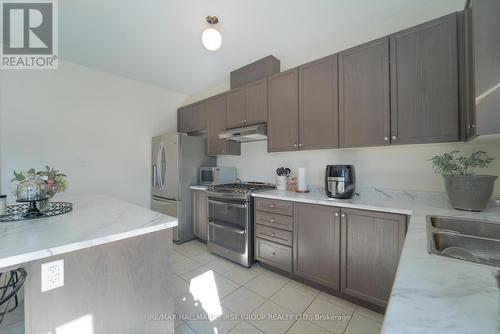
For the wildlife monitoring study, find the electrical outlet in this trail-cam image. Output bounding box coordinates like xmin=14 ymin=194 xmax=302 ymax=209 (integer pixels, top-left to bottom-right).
xmin=41 ymin=259 xmax=64 ymax=292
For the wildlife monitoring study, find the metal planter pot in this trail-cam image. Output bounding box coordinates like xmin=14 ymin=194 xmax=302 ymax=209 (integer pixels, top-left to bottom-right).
xmin=444 ymin=175 xmax=498 ymax=211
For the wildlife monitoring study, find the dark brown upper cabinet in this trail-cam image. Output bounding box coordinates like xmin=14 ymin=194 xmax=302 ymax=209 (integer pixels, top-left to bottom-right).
xmin=299 ymin=55 xmax=339 ymax=150
xmin=268 ymin=68 xmax=300 ymax=152
xmin=206 ymin=93 xmax=240 ymax=156
xmin=293 ymin=203 xmax=341 ymax=290
xmin=246 ymin=79 xmax=268 ymax=125
xmin=339 ymin=37 xmax=391 ymax=148
xmin=462 ymin=0 xmax=500 ymax=138
xmin=177 ymin=101 xmax=207 ymax=133
xmin=226 ymin=78 xmax=268 ymax=129
xmin=226 ymin=87 xmax=246 ymax=129
xmin=390 ymin=13 xmax=459 ymax=145
xmin=340 ymin=208 xmax=406 ymax=308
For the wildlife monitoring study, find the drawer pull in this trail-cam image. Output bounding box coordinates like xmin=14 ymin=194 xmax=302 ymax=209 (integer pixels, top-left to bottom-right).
xmin=271 ymin=252 xmax=276 ymax=256
xmin=269 ymin=218 xmax=275 ymax=223
xmin=271 ymin=232 xmax=275 ymax=237
xmin=270 ymin=204 xmax=275 ymax=208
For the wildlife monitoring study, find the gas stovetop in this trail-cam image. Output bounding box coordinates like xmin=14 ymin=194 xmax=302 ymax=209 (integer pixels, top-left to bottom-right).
xmin=207 ymin=182 xmax=275 ymax=199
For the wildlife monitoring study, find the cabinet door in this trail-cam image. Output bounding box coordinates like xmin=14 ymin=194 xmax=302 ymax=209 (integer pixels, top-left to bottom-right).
xmin=246 ymin=78 xmax=268 ymax=125
xmin=207 ymin=94 xmax=241 ymax=156
xmin=390 ymin=13 xmax=459 ymax=145
xmin=299 ymin=55 xmax=339 ymax=150
xmin=177 ymin=102 xmax=207 ymax=133
xmin=293 ymin=203 xmax=341 ymax=290
xmin=341 ymin=208 xmax=406 ymax=307
xmin=268 ymin=68 xmax=299 ymax=152
xmin=177 ymin=106 xmax=191 ymax=133
xmin=470 ymin=0 xmax=500 ymax=135
xmin=192 ymin=190 xmax=208 ymax=240
xmin=339 ymin=37 xmax=390 ymax=148
xmin=226 ymin=87 xmax=246 ymax=129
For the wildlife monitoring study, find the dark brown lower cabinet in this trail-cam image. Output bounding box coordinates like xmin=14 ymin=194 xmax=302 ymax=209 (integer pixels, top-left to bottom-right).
xmin=340 ymin=208 xmax=406 ymax=307
xmin=293 ymin=203 xmax=341 ymax=290
xmin=255 ymin=198 xmax=407 ymax=309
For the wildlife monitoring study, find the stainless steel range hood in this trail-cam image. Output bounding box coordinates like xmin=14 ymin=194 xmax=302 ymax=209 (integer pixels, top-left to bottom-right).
xmin=218 ymin=123 xmax=267 ymax=142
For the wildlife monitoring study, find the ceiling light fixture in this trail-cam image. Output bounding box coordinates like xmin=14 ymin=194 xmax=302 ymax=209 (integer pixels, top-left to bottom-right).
xmin=202 ymin=16 xmax=222 ymax=51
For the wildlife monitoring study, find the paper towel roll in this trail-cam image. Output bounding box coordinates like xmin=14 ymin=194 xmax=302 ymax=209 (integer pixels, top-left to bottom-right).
xmin=297 ymin=168 xmax=307 ymax=191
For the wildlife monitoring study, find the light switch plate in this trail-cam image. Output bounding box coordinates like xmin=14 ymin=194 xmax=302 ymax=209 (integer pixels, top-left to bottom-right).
xmin=41 ymin=259 xmax=64 ymax=292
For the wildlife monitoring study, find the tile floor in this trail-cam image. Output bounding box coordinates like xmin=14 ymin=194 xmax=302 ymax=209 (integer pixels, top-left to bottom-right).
xmin=172 ymin=240 xmax=383 ymax=334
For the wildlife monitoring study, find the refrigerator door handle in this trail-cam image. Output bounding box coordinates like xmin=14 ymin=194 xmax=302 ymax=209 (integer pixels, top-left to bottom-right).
xmin=156 ymin=143 xmax=163 ymax=190
xmin=151 ymin=196 xmax=177 ymax=205
xmin=152 ymin=165 xmax=157 ymax=187
xmin=157 ymin=142 xmax=166 ymax=190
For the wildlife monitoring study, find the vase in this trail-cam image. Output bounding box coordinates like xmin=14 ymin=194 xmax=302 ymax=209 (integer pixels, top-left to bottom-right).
xmin=444 ymin=175 xmax=498 ymax=211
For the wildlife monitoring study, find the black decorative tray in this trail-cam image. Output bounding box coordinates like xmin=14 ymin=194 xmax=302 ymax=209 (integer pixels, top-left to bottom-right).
xmin=0 ymin=202 xmax=73 ymax=222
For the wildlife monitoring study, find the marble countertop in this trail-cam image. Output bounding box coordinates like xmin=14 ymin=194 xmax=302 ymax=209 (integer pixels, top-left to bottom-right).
xmin=0 ymin=195 xmax=177 ymax=270
xmin=252 ymin=189 xmax=500 ymax=333
xmin=189 ymin=185 xmax=208 ymax=191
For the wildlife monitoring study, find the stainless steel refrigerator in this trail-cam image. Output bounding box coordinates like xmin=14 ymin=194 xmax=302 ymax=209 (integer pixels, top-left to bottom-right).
xmin=151 ymin=133 xmax=215 ymax=243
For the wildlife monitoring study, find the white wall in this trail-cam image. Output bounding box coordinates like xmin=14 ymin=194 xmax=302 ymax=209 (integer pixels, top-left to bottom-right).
xmin=188 ymin=1 xmax=500 ymax=196
xmin=218 ymin=137 xmax=500 ymax=195
xmin=0 ymin=61 xmax=186 ymax=207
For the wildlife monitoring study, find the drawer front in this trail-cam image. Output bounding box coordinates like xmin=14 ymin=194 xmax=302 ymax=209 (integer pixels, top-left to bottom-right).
xmin=255 ymin=238 xmax=292 ymax=273
xmin=255 ymin=211 xmax=293 ymax=231
xmin=256 ymin=224 xmax=293 ymax=246
xmin=255 ymin=198 xmax=293 ymax=216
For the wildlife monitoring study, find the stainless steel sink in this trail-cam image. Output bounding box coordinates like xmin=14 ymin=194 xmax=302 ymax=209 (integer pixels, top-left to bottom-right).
xmin=427 ymin=216 xmax=500 ymax=267
xmin=430 ymin=216 xmax=500 ymax=239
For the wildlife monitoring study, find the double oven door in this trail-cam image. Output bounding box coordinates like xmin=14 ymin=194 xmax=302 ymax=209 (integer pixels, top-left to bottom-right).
xmin=207 ymin=196 xmax=252 ymax=267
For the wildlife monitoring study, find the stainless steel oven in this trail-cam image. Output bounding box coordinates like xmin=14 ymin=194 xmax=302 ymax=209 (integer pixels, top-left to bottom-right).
xmin=206 ymin=182 xmax=275 ymax=267
xmin=207 ymin=197 xmax=251 ymax=266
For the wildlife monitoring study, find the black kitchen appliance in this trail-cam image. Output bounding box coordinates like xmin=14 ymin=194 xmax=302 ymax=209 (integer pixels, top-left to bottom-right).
xmin=325 ymin=165 xmax=356 ymax=199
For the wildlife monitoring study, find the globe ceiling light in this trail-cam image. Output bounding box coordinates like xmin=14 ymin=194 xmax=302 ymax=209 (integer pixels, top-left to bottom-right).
xmin=202 ymin=16 xmax=222 ymax=51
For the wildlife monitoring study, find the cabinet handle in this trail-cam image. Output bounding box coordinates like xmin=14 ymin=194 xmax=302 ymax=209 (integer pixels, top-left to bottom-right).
xmin=299 ymin=143 xmax=302 ymax=148
xmin=392 ymin=136 xmax=397 ymax=140
xmin=384 ymin=137 xmax=389 ymax=142
xmin=269 ymin=218 xmax=275 ymax=223
xmin=341 ymin=213 xmax=346 ymax=218
xmin=241 ymin=120 xmax=245 ymax=123
xmin=335 ymin=212 xmax=339 ymax=217
xmin=470 ymin=124 xmax=476 ymax=129
xmin=271 ymin=252 xmax=276 ymax=256
xmin=271 ymin=232 xmax=275 ymax=237
xmin=293 ymin=143 xmax=297 ymax=148
xmin=270 ymin=204 xmax=275 ymax=209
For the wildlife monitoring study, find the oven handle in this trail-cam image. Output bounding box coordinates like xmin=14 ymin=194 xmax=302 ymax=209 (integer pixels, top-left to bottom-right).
xmin=208 ymin=199 xmax=247 ymax=209
xmin=208 ymin=221 xmax=246 ymax=234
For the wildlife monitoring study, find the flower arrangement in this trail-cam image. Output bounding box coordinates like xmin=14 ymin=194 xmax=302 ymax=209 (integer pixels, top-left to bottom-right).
xmin=11 ymin=166 xmax=67 ymax=198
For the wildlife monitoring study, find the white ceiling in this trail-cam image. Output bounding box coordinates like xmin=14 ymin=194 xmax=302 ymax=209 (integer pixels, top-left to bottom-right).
xmin=59 ymin=0 xmax=465 ymax=95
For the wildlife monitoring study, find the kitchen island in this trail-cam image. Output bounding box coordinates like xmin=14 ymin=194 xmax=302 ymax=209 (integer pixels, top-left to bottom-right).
xmin=0 ymin=195 xmax=177 ymax=334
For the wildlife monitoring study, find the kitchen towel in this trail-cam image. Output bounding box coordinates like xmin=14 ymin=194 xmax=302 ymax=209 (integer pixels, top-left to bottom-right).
xmin=297 ymin=168 xmax=307 ymax=191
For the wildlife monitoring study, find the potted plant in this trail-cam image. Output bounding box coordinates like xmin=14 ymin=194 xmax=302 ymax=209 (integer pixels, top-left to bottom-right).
xmin=431 ymin=150 xmax=497 ymax=211
xmin=11 ymin=166 xmax=67 ymax=212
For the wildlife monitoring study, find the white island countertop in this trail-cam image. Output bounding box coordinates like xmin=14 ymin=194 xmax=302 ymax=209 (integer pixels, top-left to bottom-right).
xmin=0 ymin=195 xmax=177 ymax=270
xmin=252 ymin=189 xmax=500 ymax=334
